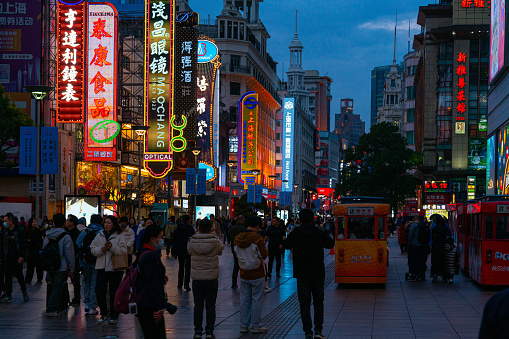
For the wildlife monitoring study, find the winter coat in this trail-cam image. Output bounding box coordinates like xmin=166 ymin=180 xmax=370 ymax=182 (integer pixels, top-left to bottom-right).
xmin=443 ymin=243 xmax=459 ymax=276
xmin=172 ymin=223 xmax=195 ymax=257
xmin=407 ymin=222 xmax=421 ymax=247
xmin=26 ymin=227 xmax=43 ymax=258
xmin=164 ymin=222 xmax=176 ymax=239
xmin=43 ymin=228 xmax=75 ymax=272
xmin=136 ymin=246 xmax=167 ymax=311
xmin=187 ymin=233 xmax=224 ymax=280
xmin=234 ymin=230 xmax=268 ymax=280
xmin=121 ymin=227 xmax=135 ymax=254
xmin=229 ymin=224 xmax=247 ymax=253
xmin=431 ymin=223 xmax=452 ymax=276
xmin=397 ymin=224 xmax=407 ymax=245
xmin=1 ymin=225 xmax=28 ymax=261
xmin=90 ymin=230 xmax=127 ymax=272
xmin=76 ymin=223 xmax=103 ymax=268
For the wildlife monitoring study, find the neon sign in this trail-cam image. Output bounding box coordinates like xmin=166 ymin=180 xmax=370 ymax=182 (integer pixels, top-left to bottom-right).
xmin=282 ymin=98 xmax=294 ymax=192
xmin=56 ymin=0 xmax=85 ymax=123
xmin=455 ymin=52 xmax=467 ymax=134
xmin=460 ymin=0 xmax=488 ymax=8
xmin=238 ymin=91 xmax=259 ymax=184
xmin=85 ymin=2 xmax=117 ymax=161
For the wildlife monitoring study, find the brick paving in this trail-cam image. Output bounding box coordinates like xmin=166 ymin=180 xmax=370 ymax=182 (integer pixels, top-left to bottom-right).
xmin=0 ymin=236 xmax=501 ymax=338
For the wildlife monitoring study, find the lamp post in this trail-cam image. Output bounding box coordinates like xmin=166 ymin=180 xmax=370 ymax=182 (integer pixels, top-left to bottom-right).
xmin=25 ymin=85 xmax=53 ymax=222
xmin=132 ymin=125 xmax=150 ymax=226
xmin=189 ymin=147 xmax=203 ymax=225
xmin=309 ymin=190 xmax=313 ymax=210
xmin=268 ymin=175 xmax=276 ymax=219
xmin=226 ymin=160 xmax=236 ymax=218
xmin=293 ymin=184 xmax=299 ymax=219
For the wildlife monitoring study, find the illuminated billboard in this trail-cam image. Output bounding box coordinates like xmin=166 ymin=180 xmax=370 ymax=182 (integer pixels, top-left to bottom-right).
xmin=490 ymin=0 xmax=506 ymax=83
xmin=497 ymin=124 xmax=509 ymax=194
xmin=85 ymin=2 xmax=118 ymax=161
xmin=143 ymin=0 xmax=174 ymax=178
xmin=238 ymin=91 xmax=258 ymax=184
xmin=57 ymin=0 xmax=85 ymax=123
xmin=282 ymin=98 xmax=294 ymax=192
xmin=197 ymin=38 xmax=220 ymax=181
xmin=468 ymin=138 xmax=487 ymax=170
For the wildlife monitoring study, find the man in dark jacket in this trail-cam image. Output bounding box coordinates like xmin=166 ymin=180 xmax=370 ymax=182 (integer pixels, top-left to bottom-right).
xmin=479 ymin=288 xmax=509 ymax=338
xmin=283 ymin=209 xmax=334 ymax=339
xmin=172 ymin=214 xmax=195 ymax=291
xmin=0 ymin=213 xmax=29 ymax=303
xmin=229 ymin=215 xmax=247 ymax=288
xmin=65 ymin=214 xmax=81 ymax=306
xmin=264 ymin=217 xmax=286 ymax=278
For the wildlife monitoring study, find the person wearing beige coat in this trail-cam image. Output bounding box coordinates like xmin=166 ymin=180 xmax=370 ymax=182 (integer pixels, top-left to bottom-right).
xmin=187 ymin=219 xmax=224 ymax=338
xmin=90 ymin=216 xmax=127 ymax=324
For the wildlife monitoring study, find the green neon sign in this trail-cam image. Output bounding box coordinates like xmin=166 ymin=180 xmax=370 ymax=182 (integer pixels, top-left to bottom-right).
xmin=90 ymin=120 xmax=121 ymax=144
xmin=170 ymin=115 xmax=187 ymax=152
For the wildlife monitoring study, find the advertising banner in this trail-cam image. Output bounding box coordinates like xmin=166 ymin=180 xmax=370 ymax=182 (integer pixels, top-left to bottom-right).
xmin=487 ymin=135 xmax=496 ymax=195
xmin=238 ymin=92 xmax=258 ymax=184
xmin=19 ymin=126 xmax=35 ymax=174
xmin=85 ymin=3 xmax=118 ymax=162
xmin=0 ymin=1 xmax=42 ymax=93
xmin=497 ymin=124 xmax=509 ymax=194
xmin=254 ymin=184 xmax=262 ymax=203
xmin=468 ymin=138 xmax=487 ymax=170
xmin=196 ymin=168 xmax=206 ymax=195
xmin=490 ymin=0 xmax=505 ymax=83
xmin=144 ymin=0 xmax=173 ymax=178
xmin=56 ymin=1 xmax=85 ymax=123
xmin=282 ymin=98 xmax=294 ymax=192
xmin=186 ymin=168 xmax=195 ymax=194
xmin=425 ymin=193 xmax=451 ymax=205
xmin=41 ymin=127 xmax=58 ymax=174
xmin=247 ymin=184 xmax=254 ymax=203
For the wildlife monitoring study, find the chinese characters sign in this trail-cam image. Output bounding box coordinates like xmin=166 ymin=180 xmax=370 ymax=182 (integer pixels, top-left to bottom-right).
xmin=455 ymin=51 xmax=467 ymax=134
xmin=85 ymin=3 xmax=117 ymax=161
xmin=424 ymin=181 xmax=451 ymax=193
xmin=19 ymin=127 xmax=36 ymax=174
xmin=238 ymin=91 xmax=259 ymax=184
xmin=282 ymin=98 xmax=294 ymax=192
xmin=41 ymin=127 xmax=58 ymax=174
xmin=57 ymin=1 xmax=85 ymax=123
xmin=460 ymin=0 xmax=489 ymax=7
xmin=347 ymin=207 xmax=374 ymax=216
xmin=144 ymin=0 xmax=173 ymax=178
xmin=425 ymin=194 xmax=451 ymax=205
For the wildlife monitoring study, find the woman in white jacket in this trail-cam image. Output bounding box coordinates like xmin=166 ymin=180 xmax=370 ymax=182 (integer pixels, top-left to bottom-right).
xmin=90 ymin=215 xmax=127 ymax=324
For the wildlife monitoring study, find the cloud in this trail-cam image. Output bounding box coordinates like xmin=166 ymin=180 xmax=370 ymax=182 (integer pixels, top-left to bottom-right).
xmin=359 ymin=16 xmax=420 ymax=31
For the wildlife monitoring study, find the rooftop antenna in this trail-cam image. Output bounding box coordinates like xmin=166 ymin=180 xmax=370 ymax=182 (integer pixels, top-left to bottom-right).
xmin=393 ymin=8 xmax=397 ymax=63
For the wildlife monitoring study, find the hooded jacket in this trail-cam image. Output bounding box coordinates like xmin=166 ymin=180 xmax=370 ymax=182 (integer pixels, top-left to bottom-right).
xmin=76 ymin=223 xmax=103 ymax=268
xmin=43 ymin=228 xmax=75 ymax=272
xmin=234 ymin=230 xmax=268 ymax=280
xmin=187 ymin=232 xmax=224 ymax=280
xmin=90 ymin=230 xmax=127 ymax=272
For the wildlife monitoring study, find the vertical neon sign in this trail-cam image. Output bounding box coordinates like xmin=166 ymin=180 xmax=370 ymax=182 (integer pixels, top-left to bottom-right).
xmin=282 ymin=98 xmax=294 ymax=192
xmin=238 ymin=91 xmax=259 ymax=185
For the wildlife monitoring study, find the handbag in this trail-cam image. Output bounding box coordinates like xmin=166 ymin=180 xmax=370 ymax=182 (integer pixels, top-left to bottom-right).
xmin=112 ymin=253 xmax=128 ymax=271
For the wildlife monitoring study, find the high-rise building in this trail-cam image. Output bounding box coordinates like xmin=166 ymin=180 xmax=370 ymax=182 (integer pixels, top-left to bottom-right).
xmin=402 ymin=51 xmax=419 ymax=151
xmin=304 ymin=70 xmax=332 ymax=132
xmin=334 ymin=99 xmax=365 ymax=147
xmin=414 ymin=0 xmax=489 ymax=207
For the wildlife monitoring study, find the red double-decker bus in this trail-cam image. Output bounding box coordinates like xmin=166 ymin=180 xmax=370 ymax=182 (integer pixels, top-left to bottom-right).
xmin=447 ymin=196 xmax=509 ymax=285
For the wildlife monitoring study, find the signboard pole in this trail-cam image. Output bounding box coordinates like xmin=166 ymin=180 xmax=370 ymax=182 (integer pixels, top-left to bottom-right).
xmin=36 ymin=101 xmax=40 ymax=220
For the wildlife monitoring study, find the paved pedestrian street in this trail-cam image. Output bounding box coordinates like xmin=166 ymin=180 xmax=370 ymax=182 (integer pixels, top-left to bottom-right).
xmin=0 ymin=237 xmax=500 ymax=338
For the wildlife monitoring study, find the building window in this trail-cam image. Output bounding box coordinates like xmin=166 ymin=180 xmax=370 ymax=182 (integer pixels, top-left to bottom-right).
xmin=406 ymin=131 xmax=414 ymax=145
xmin=227 ymin=20 xmax=232 ymax=38
xmin=233 ymin=21 xmax=239 ymax=39
xmin=276 ymin=146 xmax=282 ymax=153
xmin=230 ymin=82 xmax=241 ymax=96
xmin=231 ymin=54 xmax=241 ymax=67
xmin=229 ymin=136 xmax=238 ymax=153
xmin=391 ymin=79 xmax=395 ymax=88
xmin=276 ymin=133 xmax=281 ymax=140
xmin=406 ymin=86 xmax=416 ymax=100
xmin=219 ymin=20 xmax=225 ymax=38
xmin=276 ymin=160 xmax=281 ymax=166
xmin=407 ymin=109 xmax=415 ymax=122
xmin=276 ymin=119 xmax=282 ymax=127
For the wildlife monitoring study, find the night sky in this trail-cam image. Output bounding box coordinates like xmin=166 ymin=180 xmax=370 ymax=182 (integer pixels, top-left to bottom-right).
xmin=191 ymin=0 xmax=431 ymax=131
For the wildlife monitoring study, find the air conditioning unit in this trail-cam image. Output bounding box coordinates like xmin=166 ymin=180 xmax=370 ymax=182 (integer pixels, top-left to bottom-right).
xmin=452 ymin=182 xmax=461 ymax=192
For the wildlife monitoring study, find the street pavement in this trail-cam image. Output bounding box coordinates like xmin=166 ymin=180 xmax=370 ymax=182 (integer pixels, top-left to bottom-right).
xmin=0 ymin=235 xmax=501 ymax=338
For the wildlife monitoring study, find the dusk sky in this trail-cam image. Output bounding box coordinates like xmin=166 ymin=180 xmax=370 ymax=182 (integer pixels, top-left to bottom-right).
xmin=191 ymin=0 xmax=431 ymax=131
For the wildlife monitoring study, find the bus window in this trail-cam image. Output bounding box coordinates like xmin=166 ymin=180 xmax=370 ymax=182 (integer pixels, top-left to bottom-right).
xmin=378 ymin=217 xmax=385 ymax=239
xmin=485 ymin=215 xmax=494 ymax=239
xmin=337 ymin=217 xmax=345 ymax=240
xmin=347 ymin=217 xmax=375 ymax=239
xmin=496 ymin=216 xmax=509 ymax=239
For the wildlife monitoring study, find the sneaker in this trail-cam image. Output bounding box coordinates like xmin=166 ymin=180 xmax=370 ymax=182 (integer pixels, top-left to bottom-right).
xmin=193 ymin=330 xmax=202 ymax=338
xmin=264 ymin=287 xmax=272 ymax=293
xmin=314 ymin=331 xmax=326 ymax=339
xmin=305 ymin=333 xmax=314 ymax=339
xmin=23 ymin=292 xmax=29 ymax=302
xmin=205 ymin=332 xmax=215 ymax=339
xmin=87 ymin=308 xmax=98 ymax=315
xmin=46 ymin=311 xmax=60 ymax=317
xmin=240 ymin=327 xmax=249 ymax=333
xmin=251 ymin=326 xmax=268 ymax=333
xmin=2 ymin=295 xmax=13 ymax=303
xmin=69 ymin=298 xmax=80 ymax=306
xmin=108 ymin=318 xmax=118 ymax=324
xmin=98 ymin=315 xmax=108 ymax=324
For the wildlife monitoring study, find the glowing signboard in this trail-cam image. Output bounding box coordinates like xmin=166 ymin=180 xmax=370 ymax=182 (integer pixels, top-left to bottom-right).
xmin=144 ymin=0 xmax=173 ymax=178
xmin=490 ymin=0 xmax=505 ymax=82
xmin=455 ymin=52 xmax=467 ymax=134
xmin=282 ymin=98 xmax=294 ymax=192
xmin=56 ymin=0 xmax=85 ymax=123
xmin=85 ymin=2 xmax=117 ymax=161
xmin=197 ymin=40 xmax=218 ymax=63
xmin=460 ymin=0 xmax=488 ymax=8
xmin=238 ymin=91 xmax=258 ymax=184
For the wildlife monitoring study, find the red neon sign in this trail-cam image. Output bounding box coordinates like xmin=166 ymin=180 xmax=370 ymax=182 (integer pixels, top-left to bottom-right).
xmin=456 ymin=52 xmax=467 ymax=122
xmin=57 ymin=2 xmax=85 ymax=123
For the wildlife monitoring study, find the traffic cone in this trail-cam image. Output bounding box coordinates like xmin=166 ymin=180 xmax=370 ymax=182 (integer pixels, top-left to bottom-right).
xmin=329 ymin=246 xmax=335 ymax=255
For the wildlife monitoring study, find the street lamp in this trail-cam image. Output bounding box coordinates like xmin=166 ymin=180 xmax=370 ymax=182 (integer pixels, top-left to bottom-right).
xmin=189 ymin=147 xmax=203 ymax=225
xmin=269 ymin=175 xmax=276 ymax=219
xmin=25 ymin=85 xmax=53 ymax=222
xmin=293 ymin=184 xmax=299 ymax=219
xmin=132 ymin=125 xmax=150 ymax=226
xmin=226 ymin=160 xmax=236 ymax=218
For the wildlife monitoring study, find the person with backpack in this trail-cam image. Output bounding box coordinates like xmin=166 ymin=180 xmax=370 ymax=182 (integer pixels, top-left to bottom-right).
xmin=43 ymin=213 xmax=75 ymax=316
xmin=187 ymin=218 xmax=224 ymax=339
xmin=76 ymin=214 xmax=103 ymax=315
xmin=234 ymin=216 xmax=269 ymax=334
xmin=172 ymin=215 xmax=195 ymax=291
xmin=24 ymin=217 xmax=44 ymax=284
xmin=90 ymin=215 xmax=127 ymax=324
xmin=283 ymin=209 xmax=334 ymax=339
xmin=65 ymin=214 xmax=81 ymax=306
xmin=135 ymin=224 xmax=173 ymax=338
xmin=0 ymin=212 xmax=29 ymax=303
xmin=164 ymin=216 xmax=176 ymax=257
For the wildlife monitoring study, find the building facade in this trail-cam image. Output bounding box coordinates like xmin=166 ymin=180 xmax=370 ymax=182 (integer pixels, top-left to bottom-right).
xmin=371 ymin=64 xmax=404 ymax=127
xmin=402 ymin=51 xmax=420 ymax=151
xmin=376 ymin=61 xmax=404 ymax=130
xmin=333 ymin=99 xmax=365 ymax=147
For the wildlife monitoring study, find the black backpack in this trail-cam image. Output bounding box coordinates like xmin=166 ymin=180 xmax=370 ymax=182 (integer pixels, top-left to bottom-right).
xmin=80 ymin=229 xmax=98 ymax=265
xmin=41 ymin=233 xmax=67 ymax=271
xmin=417 ymin=223 xmax=431 ymax=246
